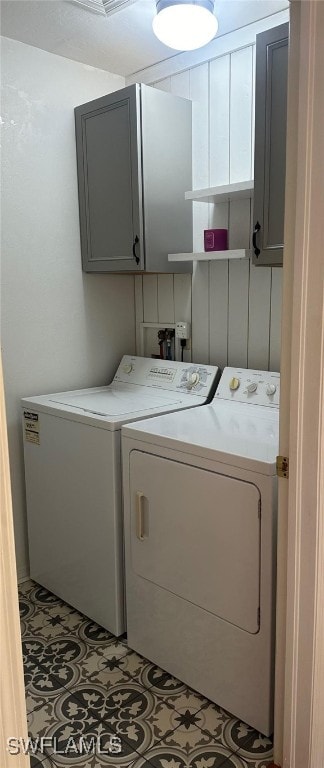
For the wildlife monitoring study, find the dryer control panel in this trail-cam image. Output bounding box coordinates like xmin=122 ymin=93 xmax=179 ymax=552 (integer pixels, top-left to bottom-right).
xmin=215 ymin=368 xmax=280 ymax=408
xmin=113 ymin=356 xmax=220 ymax=399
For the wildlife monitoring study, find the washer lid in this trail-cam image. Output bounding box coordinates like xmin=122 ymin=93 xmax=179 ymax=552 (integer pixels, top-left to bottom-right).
xmin=122 ymin=400 xmax=279 ymax=475
xmin=48 ymin=386 xmax=180 ymax=417
xmin=21 ymin=382 xmax=204 ymax=431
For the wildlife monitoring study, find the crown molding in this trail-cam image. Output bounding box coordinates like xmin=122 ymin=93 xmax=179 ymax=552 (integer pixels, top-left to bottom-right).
xmin=68 ymin=0 xmax=138 ymax=16
xmin=126 ymin=8 xmax=289 ymax=84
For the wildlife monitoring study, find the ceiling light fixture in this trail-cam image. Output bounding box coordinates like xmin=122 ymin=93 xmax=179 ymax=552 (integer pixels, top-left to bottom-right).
xmin=153 ymin=0 xmax=218 ymax=51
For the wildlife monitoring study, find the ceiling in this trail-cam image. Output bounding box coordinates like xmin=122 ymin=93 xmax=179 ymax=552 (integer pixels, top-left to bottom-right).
xmin=0 ymin=0 xmax=289 ymax=77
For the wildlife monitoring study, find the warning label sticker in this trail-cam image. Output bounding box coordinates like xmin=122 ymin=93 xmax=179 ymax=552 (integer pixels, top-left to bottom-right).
xmin=24 ymin=411 xmax=40 ymax=445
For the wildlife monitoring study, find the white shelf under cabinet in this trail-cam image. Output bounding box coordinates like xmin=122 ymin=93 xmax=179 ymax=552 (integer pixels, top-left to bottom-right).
xmin=185 ymin=180 xmax=254 ymax=204
xmin=168 ymin=250 xmax=251 ymax=262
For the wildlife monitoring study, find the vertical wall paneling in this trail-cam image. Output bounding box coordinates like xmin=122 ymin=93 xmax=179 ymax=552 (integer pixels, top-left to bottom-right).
xmin=157 ymin=275 xmax=175 ymax=323
xmin=174 ymin=274 xmax=192 ymax=324
xmin=209 ymin=200 xmax=229 ymax=230
xmin=134 ymin=275 xmax=144 ymax=353
xmin=190 ymin=63 xmax=209 ymax=187
xmin=192 ymin=262 xmax=210 ymax=363
xmin=170 ymin=70 xmax=190 ymax=99
xmin=209 ymin=261 xmax=229 ymax=368
xmin=269 ymin=268 xmax=283 ymax=371
xmin=229 ymin=198 xmax=251 ymax=249
xmin=192 ymin=204 xmax=209 ymax=252
xmin=209 ymin=55 xmax=230 ymax=187
xmin=248 ymin=264 xmax=272 ymax=369
xmin=228 ymin=259 xmax=250 ymax=367
xmin=174 ymin=273 xmax=192 ymax=361
xmin=135 ymin=36 xmax=282 ymax=372
xmin=230 ymin=46 xmax=253 ymax=183
xmin=143 ymin=275 xmax=158 ymax=322
xmin=154 ymin=77 xmax=171 ymax=92
xmin=190 ymin=64 xmax=210 ymax=252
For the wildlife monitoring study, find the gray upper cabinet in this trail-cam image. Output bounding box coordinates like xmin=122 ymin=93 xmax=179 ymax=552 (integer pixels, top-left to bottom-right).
xmin=75 ymin=84 xmax=192 ymax=273
xmin=253 ymin=23 xmax=289 ymax=266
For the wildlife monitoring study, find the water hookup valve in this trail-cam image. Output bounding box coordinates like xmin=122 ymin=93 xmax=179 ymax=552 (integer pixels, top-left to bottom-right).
xmin=156 ymin=328 xmax=175 ymax=360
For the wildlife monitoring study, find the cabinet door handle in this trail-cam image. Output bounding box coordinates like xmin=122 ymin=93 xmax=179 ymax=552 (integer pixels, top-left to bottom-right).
xmin=253 ymin=222 xmax=261 ymax=257
xmin=132 ymin=235 xmax=140 ymax=265
xmin=136 ymin=491 xmax=145 ymax=541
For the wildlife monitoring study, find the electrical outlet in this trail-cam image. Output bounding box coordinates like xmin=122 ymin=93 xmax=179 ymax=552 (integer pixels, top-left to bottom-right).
xmin=176 ymin=321 xmax=190 ymax=340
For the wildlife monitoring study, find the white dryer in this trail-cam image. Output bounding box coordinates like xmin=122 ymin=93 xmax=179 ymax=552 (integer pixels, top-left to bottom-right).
xmin=122 ymin=367 xmax=280 ymax=735
xmin=22 ymin=356 xmax=219 ymax=636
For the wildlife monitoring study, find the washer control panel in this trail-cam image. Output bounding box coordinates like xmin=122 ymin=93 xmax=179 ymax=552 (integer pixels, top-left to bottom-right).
xmin=215 ymin=367 xmax=280 ymax=408
xmin=113 ymin=356 xmax=220 ymax=398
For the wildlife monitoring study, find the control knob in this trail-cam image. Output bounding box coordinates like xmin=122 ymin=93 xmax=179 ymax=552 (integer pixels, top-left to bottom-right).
xmin=266 ymin=383 xmax=277 ymax=396
xmin=229 ymin=377 xmax=240 ymax=391
xmin=188 ymin=371 xmax=200 ymax=387
xmin=247 ymin=382 xmax=258 ymax=393
xmin=122 ymin=364 xmax=133 ymax=374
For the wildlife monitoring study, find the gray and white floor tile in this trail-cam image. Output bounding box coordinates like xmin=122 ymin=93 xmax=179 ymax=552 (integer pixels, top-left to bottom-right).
xmin=19 ymin=580 xmax=273 ymax=768
xmin=29 ymin=753 xmax=54 ymax=767
xmin=139 ymin=741 xmax=248 ymax=768
xmin=223 ymin=720 xmax=273 ymax=767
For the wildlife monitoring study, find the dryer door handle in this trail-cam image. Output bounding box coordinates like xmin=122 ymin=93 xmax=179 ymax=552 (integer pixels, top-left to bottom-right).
xmin=136 ymin=492 xmax=145 ymax=541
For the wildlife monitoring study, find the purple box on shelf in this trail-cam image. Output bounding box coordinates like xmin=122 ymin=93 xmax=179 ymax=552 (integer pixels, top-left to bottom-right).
xmin=204 ymin=229 xmax=228 ymax=252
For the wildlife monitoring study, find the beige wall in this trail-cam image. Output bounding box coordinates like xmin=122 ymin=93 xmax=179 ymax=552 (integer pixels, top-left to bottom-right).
xmin=1 ymin=37 xmax=136 ymax=578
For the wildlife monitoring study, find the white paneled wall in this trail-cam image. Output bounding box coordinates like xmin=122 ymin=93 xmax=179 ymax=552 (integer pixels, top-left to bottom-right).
xmin=134 ymin=274 xmax=192 ymax=361
xmin=134 ymin=40 xmax=282 ymax=372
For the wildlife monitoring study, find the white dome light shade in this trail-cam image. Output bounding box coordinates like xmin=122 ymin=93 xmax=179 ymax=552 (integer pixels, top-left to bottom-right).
xmin=153 ymin=2 xmax=218 ymax=51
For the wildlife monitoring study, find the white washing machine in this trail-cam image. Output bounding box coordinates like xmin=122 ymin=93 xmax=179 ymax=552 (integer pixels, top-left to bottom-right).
xmin=22 ymin=356 xmax=219 ymax=636
xmin=122 ymin=367 xmax=280 ymax=735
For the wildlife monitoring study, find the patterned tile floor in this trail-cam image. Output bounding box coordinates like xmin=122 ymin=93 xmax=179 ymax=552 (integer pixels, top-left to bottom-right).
xmin=19 ymin=580 xmax=273 ymax=768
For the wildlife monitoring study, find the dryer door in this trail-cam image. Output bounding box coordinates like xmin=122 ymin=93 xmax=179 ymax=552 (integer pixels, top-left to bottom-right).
xmin=129 ymin=451 xmax=261 ymax=633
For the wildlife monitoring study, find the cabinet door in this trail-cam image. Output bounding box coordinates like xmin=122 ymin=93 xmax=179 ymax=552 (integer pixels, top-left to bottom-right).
xmin=75 ymin=85 xmax=143 ymax=272
xmin=253 ymin=23 xmax=289 ymax=266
